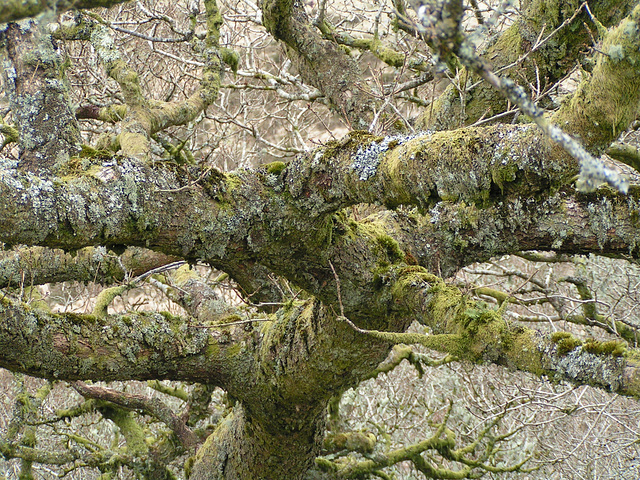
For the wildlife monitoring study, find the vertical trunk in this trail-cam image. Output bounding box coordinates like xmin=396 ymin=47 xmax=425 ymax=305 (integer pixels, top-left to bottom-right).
xmin=190 ymin=403 xmax=326 ymax=480
xmin=1 ymin=20 xmax=80 ymax=172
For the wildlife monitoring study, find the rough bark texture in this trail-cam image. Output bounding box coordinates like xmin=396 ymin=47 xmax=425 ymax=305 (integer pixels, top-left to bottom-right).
xmin=260 ymin=0 xmax=376 ymax=128
xmin=1 ymin=21 xmax=80 ymax=171
xmin=0 ymin=0 xmax=132 ymax=24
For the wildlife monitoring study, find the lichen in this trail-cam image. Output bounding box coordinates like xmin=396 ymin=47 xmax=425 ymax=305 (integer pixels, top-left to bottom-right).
xmin=350 ymin=133 xmax=417 ymax=181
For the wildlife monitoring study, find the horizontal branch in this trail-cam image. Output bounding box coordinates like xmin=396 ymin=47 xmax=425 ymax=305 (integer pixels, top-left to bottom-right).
xmin=0 ymin=297 xmax=246 ymax=384
xmin=284 ymin=125 xmax=576 ymax=214
xmin=386 ymin=267 xmax=640 ymax=397
xmin=368 ymin=186 xmax=640 ymax=278
xmin=0 ymin=246 xmax=179 ymax=288
xmin=1 ymin=123 xmax=639 ymax=319
xmin=0 ymin=0 xmax=132 ymax=25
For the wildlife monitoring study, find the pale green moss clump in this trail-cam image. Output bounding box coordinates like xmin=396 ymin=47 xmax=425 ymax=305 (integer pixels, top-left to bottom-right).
xmin=551 ymin=331 xmax=582 ymax=356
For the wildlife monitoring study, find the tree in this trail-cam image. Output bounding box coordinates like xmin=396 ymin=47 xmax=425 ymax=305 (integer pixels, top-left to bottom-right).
xmin=1 ymin=0 xmax=640 ymax=478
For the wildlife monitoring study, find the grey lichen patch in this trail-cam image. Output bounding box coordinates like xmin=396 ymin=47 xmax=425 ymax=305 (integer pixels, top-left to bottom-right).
xmin=586 ymin=197 xmax=616 ymax=249
xmin=2 ymin=60 xmax=17 ymax=83
xmin=546 ymin=344 xmax=625 ymax=391
xmin=350 ymin=134 xmax=418 ymax=181
xmin=90 ymin=24 xmax=121 ymax=65
xmin=607 ymin=44 xmax=625 ymax=62
xmin=107 ymin=311 xmax=210 ymax=362
xmin=2 ymin=20 xmax=81 ymax=166
xmin=489 ymin=125 xmax=549 ymax=179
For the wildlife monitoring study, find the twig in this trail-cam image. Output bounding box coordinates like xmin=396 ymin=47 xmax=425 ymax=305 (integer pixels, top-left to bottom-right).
xmin=328 ymin=260 xmax=345 ymax=317
xmin=190 ymin=318 xmax=270 ymax=328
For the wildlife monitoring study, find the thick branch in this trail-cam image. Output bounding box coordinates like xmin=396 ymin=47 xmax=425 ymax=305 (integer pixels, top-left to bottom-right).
xmin=386 ymin=267 xmax=640 ymax=397
xmin=2 ymin=125 xmax=639 ymax=316
xmin=0 ymin=298 xmax=239 ymax=383
xmin=0 ymin=0 xmax=132 ymax=24
xmin=553 ymin=4 xmax=640 ymax=155
xmin=0 ymin=246 xmax=179 ymax=288
xmin=370 ymin=186 xmax=640 ymax=278
xmin=1 ymin=20 xmax=80 ymax=171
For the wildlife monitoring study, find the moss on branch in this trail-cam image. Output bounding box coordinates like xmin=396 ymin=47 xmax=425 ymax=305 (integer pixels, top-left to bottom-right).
xmin=417 ymin=0 xmax=637 ymax=130
xmin=386 ymin=266 xmax=640 ymax=396
xmin=553 ymin=5 xmax=640 ymax=155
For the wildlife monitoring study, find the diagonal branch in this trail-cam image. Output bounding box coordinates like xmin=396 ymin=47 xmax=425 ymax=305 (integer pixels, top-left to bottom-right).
xmin=260 ymin=0 xmax=375 ymax=128
xmin=71 ymin=381 xmax=198 ymax=448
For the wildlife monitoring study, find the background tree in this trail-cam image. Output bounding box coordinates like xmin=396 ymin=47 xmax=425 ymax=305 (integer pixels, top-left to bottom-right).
xmin=1 ymin=0 xmax=640 ymax=478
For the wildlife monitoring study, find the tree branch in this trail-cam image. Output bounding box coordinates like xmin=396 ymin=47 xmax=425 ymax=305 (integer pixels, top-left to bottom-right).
xmin=0 ymin=246 xmax=179 ymax=288
xmin=71 ymin=381 xmax=198 ymax=448
xmin=0 ymin=297 xmax=234 ymax=383
xmin=0 ymin=0 xmax=133 ymax=24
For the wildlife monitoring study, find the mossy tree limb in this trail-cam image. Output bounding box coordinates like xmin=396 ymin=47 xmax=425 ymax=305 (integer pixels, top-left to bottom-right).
xmin=417 ymin=0 xmax=637 ymax=131
xmin=1 ymin=131 xmax=640 ymax=315
xmin=0 ymin=0 xmax=133 ymax=24
xmin=0 ymin=246 xmax=180 ymax=289
xmin=386 ymin=268 xmax=640 ymax=396
xmin=553 ymin=4 xmax=640 ymax=155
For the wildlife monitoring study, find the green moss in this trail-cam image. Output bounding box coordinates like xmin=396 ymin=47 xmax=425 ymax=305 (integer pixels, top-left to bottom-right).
xmin=552 ymin=8 xmax=640 ymax=154
xmin=184 ymin=456 xmax=195 ymax=478
xmin=205 ymin=341 xmax=221 ymax=358
xmin=93 ymin=285 xmax=129 ymax=319
xmin=374 ymin=232 xmax=404 ymax=263
xmin=218 ymin=314 xmax=242 ymax=325
xmin=582 ymin=339 xmax=626 ymax=357
xmin=97 ymin=406 xmax=148 ymax=456
xmin=224 ymin=341 xmax=243 ymax=358
xmin=159 ymin=311 xmax=180 ymax=322
xmin=198 ymin=168 xmax=229 ymax=201
xmin=220 ymin=47 xmax=239 ymax=73
xmin=510 ymin=327 xmax=544 ymax=375
xmin=79 ymin=144 xmax=113 ymax=159
xmin=323 ymin=431 xmax=376 ymax=454
xmin=550 ymin=331 xmax=572 ymax=342
xmin=551 ymin=331 xmax=582 ymax=355
xmin=264 ymin=161 xmax=287 ymax=175
xmin=491 ymin=161 xmax=519 ymax=192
